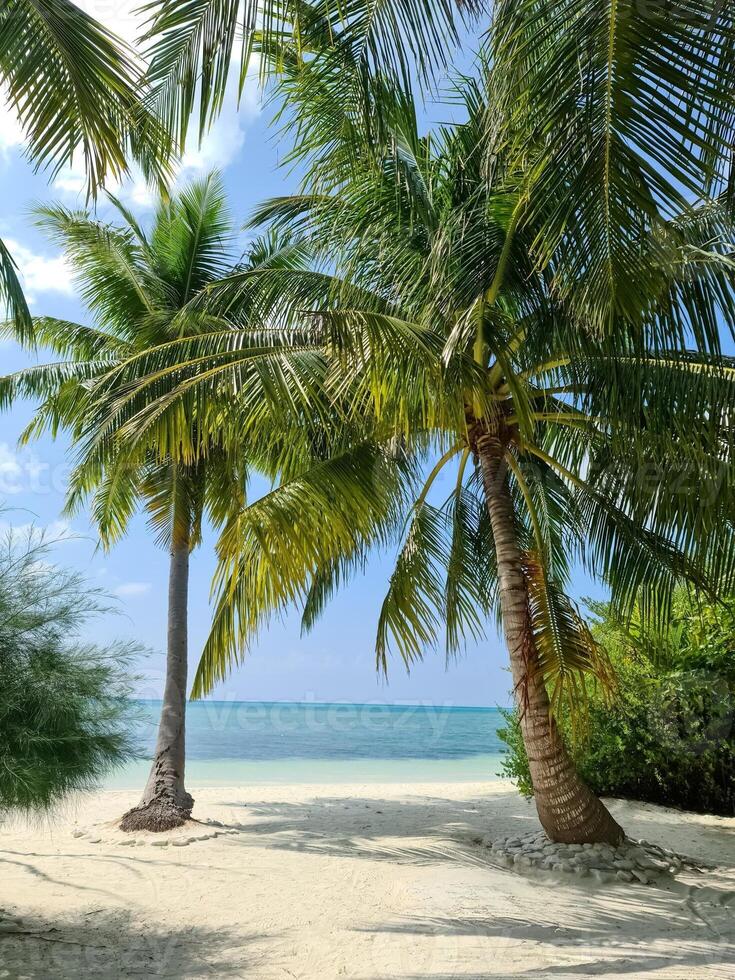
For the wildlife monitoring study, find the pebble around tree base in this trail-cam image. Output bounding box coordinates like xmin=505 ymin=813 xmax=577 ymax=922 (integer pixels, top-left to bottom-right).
xmin=483 ymin=831 xmax=699 ymax=885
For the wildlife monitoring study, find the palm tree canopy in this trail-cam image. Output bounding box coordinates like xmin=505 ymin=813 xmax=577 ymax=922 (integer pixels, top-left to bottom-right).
xmin=0 ymin=174 xmax=300 ymax=551
xmin=25 ymin=10 xmax=735 ymax=715
xmin=139 ymin=0 xmax=477 ymax=150
xmin=141 ymin=0 xmax=735 ymax=340
xmin=73 ymin=65 xmax=735 ymax=710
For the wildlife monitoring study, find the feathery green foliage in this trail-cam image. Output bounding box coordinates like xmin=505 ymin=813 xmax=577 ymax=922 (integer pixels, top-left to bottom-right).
xmin=139 ymin=0 xmax=477 ymax=150
xmin=167 ymin=64 xmax=735 ymax=713
xmin=0 ymin=524 xmax=141 ymax=813
xmin=27 ymin=10 xmax=735 ymax=737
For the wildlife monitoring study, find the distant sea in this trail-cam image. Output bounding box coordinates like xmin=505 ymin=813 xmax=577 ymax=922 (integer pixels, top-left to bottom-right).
xmin=107 ymin=700 xmax=508 ymax=787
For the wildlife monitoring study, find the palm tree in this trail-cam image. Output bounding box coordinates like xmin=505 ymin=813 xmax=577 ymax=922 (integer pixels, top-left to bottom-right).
xmin=0 ymin=0 xmax=171 ymax=329
xmin=43 ymin=3 xmax=735 ymax=843
xmin=89 ymin=50 xmax=735 ymax=845
xmin=0 ymin=174 xmax=307 ymax=830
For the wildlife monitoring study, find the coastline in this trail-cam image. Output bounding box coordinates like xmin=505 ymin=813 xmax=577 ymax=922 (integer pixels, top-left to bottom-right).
xmin=103 ymin=754 xmax=508 ymax=789
xmin=2 ymin=781 xmax=733 ymax=978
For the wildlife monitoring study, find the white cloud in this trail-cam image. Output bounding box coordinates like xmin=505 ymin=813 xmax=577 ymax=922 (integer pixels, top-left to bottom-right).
xmin=0 ymin=100 xmax=24 ymax=157
xmin=51 ymin=168 xmax=87 ymax=196
xmin=0 ymin=443 xmax=23 ymax=491
xmin=52 ymin=160 xmax=154 ymax=209
xmin=177 ymin=67 xmax=260 ymax=182
xmin=114 ymin=581 xmax=152 ymax=597
xmin=0 ymin=518 xmax=75 ymax=547
xmin=3 ymin=238 xmax=75 ymax=305
xmin=78 ymin=0 xmax=143 ymax=45
xmin=53 ymin=67 xmax=260 ymax=209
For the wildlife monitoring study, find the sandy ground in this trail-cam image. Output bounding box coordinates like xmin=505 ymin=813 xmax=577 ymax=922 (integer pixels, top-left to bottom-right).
xmin=1 ymin=781 xmax=733 ymax=979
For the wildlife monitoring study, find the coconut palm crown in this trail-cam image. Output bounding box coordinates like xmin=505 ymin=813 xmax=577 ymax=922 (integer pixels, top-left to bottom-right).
xmin=80 ymin=34 xmax=735 ymax=844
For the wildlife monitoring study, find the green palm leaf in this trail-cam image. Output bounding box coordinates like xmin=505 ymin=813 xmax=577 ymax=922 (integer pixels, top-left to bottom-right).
xmin=0 ymin=0 xmax=172 ymax=194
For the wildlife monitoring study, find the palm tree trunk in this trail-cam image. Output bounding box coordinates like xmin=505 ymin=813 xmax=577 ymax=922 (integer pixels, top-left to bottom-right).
xmin=120 ymin=522 xmax=194 ymax=833
xmin=476 ymin=427 xmax=624 ymax=845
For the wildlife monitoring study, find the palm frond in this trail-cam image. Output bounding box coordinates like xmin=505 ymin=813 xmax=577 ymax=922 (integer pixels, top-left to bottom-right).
xmin=140 ymin=0 xmax=476 ymax=148
xmin=490 ymin=0 xmax=735 ymax=337
xmin=193 ymin=440 xmax=415 ymax=696
xmin=0 ymin=0 xmax=172 ymax=194
xmin=524 ymin=552 xmax=615 ymax=724
xmin=0 ymin=237 xmax=32 ymax=337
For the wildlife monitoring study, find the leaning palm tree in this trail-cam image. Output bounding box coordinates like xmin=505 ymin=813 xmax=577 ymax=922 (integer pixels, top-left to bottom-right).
xmin=0 ymin=0 xmax=171 ymax=329
xmin=48 ymin=3 xmax=735 ymax=843
xmin=0 ymin=174 xmax=307 ymax=830
xmin=89 ymin=49 xmax=735 ymax=845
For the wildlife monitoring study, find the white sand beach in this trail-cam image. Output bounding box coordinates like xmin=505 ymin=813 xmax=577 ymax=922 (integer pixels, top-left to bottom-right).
xmin=1 ymin=781 xmax=733 ymax=979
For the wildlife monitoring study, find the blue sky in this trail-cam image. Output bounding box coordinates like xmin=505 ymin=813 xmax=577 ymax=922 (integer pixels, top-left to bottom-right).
xmin=0 ymin=7 xmax=603 ymax=707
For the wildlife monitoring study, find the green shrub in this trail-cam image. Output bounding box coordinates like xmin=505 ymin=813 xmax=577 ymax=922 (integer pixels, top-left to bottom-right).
xmin=496 ymin=708 xmax=533 ymax=797
xmin=0 ymin=526 xmax=144 ymax=813
xmin=498 ymin=591 xmax=735 ymax=816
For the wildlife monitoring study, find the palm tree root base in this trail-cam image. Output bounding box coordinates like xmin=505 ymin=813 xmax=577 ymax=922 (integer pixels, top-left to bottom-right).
xmin=120 ymin=793 xmax=193 ymax=833
xmin=483 ymin=831 xmax=695 ymax=885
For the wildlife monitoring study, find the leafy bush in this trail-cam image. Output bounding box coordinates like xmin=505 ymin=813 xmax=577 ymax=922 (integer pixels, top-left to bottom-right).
xmin=0 ymin=525 xmax=143 ymax=813
xmin=497 ymin=708 xmax=533 ymax=797
xmin=498 ymin=591 xmax=735 ymax=816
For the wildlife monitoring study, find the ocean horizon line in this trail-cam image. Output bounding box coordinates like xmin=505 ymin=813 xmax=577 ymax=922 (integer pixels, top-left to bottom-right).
xmin=134 ymin=698 xmax=510 ymax=712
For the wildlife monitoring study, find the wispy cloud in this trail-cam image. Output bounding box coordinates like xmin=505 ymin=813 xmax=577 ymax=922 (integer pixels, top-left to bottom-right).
xmin=53 ymin=65 xmax=261 ymax=210
xmin=114 ymin=581 xmax=152 ymax=597
xmin=0 ymin=442 xmax=23 ymax=489
xmin=0 ymin=518 xmax=75 ymax=546
xmin=3 ymin=237 xmax=75 ymax=304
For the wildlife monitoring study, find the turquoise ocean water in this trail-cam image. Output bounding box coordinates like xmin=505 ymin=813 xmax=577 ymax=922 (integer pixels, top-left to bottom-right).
xmin=107 ymin=700 xmax=507 ymax=787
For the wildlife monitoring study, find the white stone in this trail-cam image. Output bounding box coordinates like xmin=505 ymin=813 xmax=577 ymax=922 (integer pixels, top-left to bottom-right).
xmin=614 ymin=859 xmax=635 ymax=870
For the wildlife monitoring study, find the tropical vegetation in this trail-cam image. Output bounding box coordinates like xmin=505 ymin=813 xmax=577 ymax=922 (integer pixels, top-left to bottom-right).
xmin=73 ymin=5 xmax=735 ymax=844
xmin=0 ymin=523 xmax=140 ymax=813
xmin=3 ymin=0 xmax=735 ymax=847
xmin=0 ymin=175 xmax=304 ymax=830
xmin=500 ymin=590 xmax=735 ymax=816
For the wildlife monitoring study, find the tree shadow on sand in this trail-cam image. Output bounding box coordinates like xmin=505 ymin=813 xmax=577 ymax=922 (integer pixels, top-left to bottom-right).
xmin=351 ymin=897 xmax=735 ymax=979
xmin=217 ymin=789 xmax=536 ymax=866
xmin=0 ymin=908 xmax=263 ymax=979
xmin=216 ymin=790 xmax=735 ymax=871
xmin=214 ymin=793 xmax=734 ymax=978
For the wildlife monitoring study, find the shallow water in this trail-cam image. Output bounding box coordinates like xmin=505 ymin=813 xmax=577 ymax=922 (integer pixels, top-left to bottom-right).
xmin=108 ymin=700 xmax=508 ymax=787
